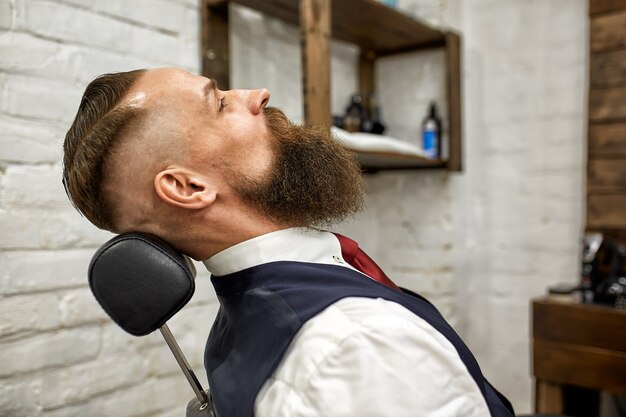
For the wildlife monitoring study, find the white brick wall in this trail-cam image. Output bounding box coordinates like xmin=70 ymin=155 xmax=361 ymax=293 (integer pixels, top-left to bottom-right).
xmin=0 ymin=0 xmax=210 ymax=415
xmin=447 ymin=0 xmax=586 ymax=412
xmin=0 ymin=0 xmax=586 ymax=415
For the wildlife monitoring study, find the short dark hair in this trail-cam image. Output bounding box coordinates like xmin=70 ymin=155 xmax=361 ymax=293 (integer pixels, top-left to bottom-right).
xmin=62 ymin=69 xmax=146 ymax=230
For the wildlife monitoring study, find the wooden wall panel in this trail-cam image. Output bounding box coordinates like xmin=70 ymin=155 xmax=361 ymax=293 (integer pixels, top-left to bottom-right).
xmin=591 ymin=11 xmax=626 ymax=52
xmin=583 ymin=4 xmax=626 ymax=385
xmin=588 ymin=159 xmax=626 ymax=191
xmin=589 ymin=123 xmax=626 ymax=156
xmin=588 ymin=195 xmax=626 ymax=228
xmin=589 ymin=85 xmax=626 ymax=121
xmin=588 ymin=3 xmax=626 ymax=239
xmin=590 ymin=0 xmax=626 ymax=15
xmin=590 ymin=49 xmax=626 ymax=87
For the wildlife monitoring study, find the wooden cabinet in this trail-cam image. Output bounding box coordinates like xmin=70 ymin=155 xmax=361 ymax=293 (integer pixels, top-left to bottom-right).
xmin=532 ymin=299 xmax=626 ymax=414
xmin=201 ymin=0 xmax=462 ymax=171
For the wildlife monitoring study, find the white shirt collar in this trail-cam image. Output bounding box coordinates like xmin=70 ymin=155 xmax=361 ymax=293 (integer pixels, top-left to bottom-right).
xmin=203 ymin=227 xmax=357 ymax=276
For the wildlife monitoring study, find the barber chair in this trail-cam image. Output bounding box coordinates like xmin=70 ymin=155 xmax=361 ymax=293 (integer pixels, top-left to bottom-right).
xmin=88 ymin=232 xmax=216 ymax=417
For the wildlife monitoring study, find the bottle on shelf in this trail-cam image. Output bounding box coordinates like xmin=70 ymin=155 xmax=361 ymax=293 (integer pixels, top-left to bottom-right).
xmin=343 ymin=94 xmax=365 ymax=133
xmin=367 ymin=93 xmax=386 ymax=135
xmin=422 ymin=101 xmax=442 ymax=159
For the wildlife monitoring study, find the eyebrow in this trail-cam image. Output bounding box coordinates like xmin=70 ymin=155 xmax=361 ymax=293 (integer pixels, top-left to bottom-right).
xmin=203 ymin=78 xmax=218 ymax=99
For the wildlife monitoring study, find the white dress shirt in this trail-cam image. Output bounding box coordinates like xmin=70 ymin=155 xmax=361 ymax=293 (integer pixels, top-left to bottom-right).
xmin=203 ymin=228 xmax=490 ymax=417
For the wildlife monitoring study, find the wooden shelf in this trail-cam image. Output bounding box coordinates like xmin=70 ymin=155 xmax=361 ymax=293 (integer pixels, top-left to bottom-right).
xmin=202 ymin=0 xmax=462 ymax=172
xmin=356 ymin=151 xmax=444 ymax=171
xmin=225 ymin=0 xmax=445 ymax=54
xmin=331 ymin=128 xmax=445 ymax=170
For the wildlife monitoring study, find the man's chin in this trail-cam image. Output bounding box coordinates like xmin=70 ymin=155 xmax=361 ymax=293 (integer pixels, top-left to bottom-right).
xmin=233 ymin=108 xmax=364 ymax=228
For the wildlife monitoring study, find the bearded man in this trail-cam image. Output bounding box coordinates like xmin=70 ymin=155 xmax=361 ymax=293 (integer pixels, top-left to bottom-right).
xmin=63 ymin=68 xmax=514 ymax=417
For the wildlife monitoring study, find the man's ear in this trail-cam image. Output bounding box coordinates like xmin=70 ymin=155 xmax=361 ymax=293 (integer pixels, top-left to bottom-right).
xmin=154 ymin=167 xmax=217 ymax=209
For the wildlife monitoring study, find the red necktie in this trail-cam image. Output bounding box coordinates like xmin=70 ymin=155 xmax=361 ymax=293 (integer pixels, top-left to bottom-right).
xmin=333 ymin=233 xmax=400 ymax=291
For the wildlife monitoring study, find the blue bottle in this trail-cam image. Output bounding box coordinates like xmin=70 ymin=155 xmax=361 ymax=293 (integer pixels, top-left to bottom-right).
xmin=422 ymin=102 xmax=441 ymax=159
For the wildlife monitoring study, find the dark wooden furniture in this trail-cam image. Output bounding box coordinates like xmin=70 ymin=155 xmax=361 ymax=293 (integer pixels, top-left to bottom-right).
xmin=200 ymin=0 xmax=462 ymax=171
xmin=532 ymin=298 xmax=626 ymax=414
xmin=587 ymin=0 xmax=626 ymax=270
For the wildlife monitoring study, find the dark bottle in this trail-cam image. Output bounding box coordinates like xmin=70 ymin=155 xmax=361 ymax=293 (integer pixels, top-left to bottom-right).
xmin=343 ymin=94 xmax=365 ymax=133
xmin=367 ymin=93 xmax=385 ymax=135
xmin=422 ymin=102 xmax=442 ymax=159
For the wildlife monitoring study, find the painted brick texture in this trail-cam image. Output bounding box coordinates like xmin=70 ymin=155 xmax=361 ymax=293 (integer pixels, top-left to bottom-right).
xmin=451 ymin=1 xmax=586 ymax=412
xmin=0 ymin=1 xmax=209 ymax=416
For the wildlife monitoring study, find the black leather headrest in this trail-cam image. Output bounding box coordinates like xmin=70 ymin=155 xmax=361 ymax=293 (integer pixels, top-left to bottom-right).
xmin=89 ymin=232 xmax=196 ymax=336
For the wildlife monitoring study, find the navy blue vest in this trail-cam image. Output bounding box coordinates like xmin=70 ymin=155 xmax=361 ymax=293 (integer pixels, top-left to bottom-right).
xmin=205 ymin=261 xmax=514 ymax=417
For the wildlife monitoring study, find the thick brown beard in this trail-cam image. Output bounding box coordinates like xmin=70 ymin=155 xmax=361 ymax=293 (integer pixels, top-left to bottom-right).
xmin=232 ymin=107 xmax=365 ymax=228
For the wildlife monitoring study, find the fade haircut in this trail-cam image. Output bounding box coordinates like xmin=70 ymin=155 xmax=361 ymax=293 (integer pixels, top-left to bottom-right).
xmin=62 ymin=69 xmax=146 ymax=230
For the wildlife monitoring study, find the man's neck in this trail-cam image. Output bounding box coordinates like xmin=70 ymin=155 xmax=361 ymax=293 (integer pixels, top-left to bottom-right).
xmin=180 ymin=216 xmax=293 ymax=261
xmin=203 ymin=225 xmax=290 ymax=260
xmin=150 ymin=196 xmax=295 ymax=261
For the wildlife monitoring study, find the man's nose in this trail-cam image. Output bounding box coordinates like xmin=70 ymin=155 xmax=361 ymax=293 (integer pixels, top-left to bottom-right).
xmin=247 ymin=88 xmax=270 ymax=115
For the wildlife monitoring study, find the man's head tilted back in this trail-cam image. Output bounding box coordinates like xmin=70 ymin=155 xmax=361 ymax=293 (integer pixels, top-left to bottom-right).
xmin=63 ymin=68 xmax=364 ymax=259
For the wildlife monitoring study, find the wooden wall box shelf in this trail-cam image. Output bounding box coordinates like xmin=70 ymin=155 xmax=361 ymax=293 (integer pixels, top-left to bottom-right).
xmin=201 ymin=0 xmax=463 ymax=172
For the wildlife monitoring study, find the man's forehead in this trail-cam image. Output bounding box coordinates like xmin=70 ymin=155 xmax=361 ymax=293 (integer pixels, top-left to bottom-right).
xmin=123 ymin=67 xmax=205 ymax=106
xmin=144 ymin=67 xmax=196 ymax=83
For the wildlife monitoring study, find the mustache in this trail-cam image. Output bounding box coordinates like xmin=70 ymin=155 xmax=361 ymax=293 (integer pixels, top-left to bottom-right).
xmin=264 ymin=106 xmax=286 ymax=117
xmin=263 ymin=106 xmax=337 ymax=148
xmin=264 ymin=106 xmax=293 ymax=137
xmin=264 ymin=106 xmax=288 ymax=119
